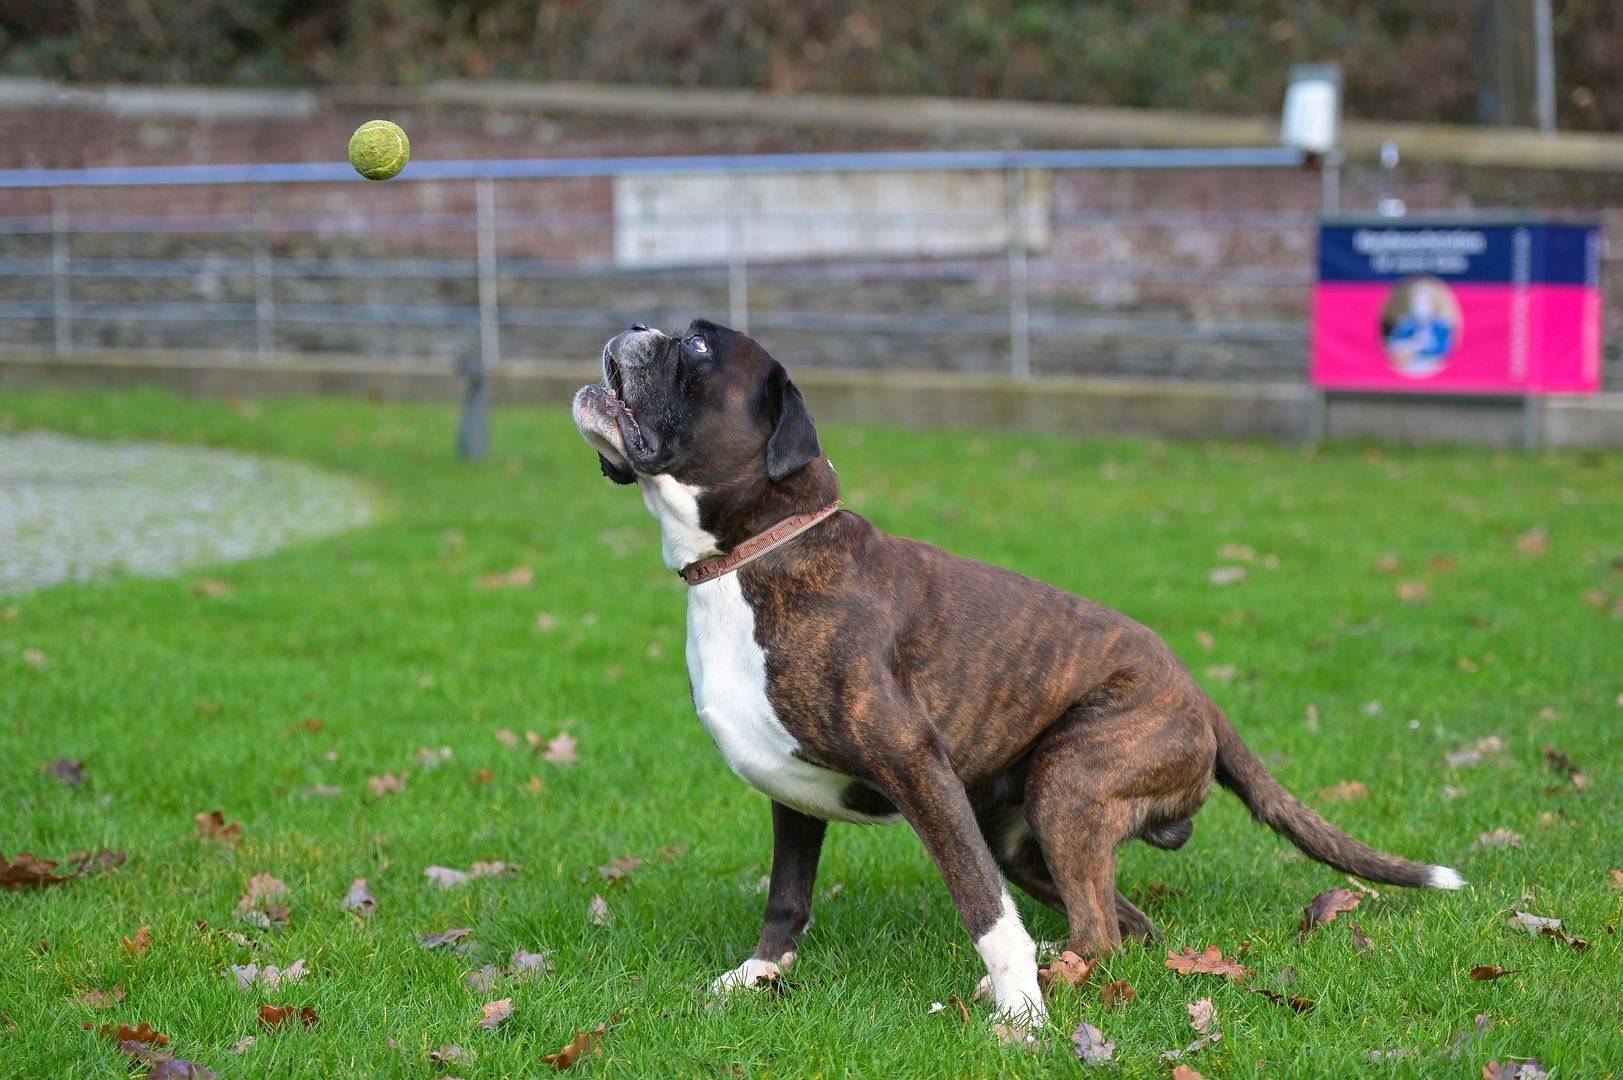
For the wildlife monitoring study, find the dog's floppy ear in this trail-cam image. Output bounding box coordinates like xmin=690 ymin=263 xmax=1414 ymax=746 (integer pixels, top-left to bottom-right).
xmin=764 ymin=365 xmax=821 ymax=482
xmin=598 ymin=453 xmax=636 ymax=485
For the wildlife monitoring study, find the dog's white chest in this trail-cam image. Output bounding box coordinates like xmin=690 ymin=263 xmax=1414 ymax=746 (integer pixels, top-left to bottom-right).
xmin=685 ymin=575 xmax=893 ymax=825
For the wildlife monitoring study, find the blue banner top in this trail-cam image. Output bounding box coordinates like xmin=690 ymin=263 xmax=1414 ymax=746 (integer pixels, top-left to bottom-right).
xmin=1320 ymin=223 xmax=1600 ymax=286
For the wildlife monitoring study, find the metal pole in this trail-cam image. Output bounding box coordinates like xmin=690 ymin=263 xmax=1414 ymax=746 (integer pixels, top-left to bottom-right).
xmin=1533 ymin=0 xmax=1556 ymax=132
xmin=253 ymin=183 xmax=274 ymax=359
xmin=1006 ymin=167 xmax=1031 ymax=380
xmin=726 ymin=173 xmax=749 ymax=333
xmin=459 ymin=176 xmax=498 ymax=461
xmin=1322 ymin=149 xmax=1344 ymax=215
xmin=51 ymin=188 xmax=71 ymax=356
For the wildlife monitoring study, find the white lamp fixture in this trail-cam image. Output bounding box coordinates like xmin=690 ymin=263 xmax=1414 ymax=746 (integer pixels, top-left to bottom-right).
xmin=1281 ymin=63 xmax=1343 ymax=155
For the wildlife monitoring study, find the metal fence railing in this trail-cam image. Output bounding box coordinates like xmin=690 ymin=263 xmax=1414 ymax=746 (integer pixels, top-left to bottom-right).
xmin=0 ymin=147 xmax=1313 ymax=393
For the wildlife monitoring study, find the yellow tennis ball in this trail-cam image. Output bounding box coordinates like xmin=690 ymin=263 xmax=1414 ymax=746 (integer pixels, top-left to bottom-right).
xmin=348 ymin=120 xmax=410 ymax=181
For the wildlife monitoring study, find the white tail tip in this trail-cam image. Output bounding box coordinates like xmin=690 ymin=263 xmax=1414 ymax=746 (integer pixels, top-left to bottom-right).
xmin=1426 ymin=865 xmax=1466 ymax=890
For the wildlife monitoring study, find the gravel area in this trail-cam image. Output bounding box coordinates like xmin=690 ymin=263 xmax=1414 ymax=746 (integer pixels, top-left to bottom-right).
xmin=0 ymin=432 xmax=371 ymax=595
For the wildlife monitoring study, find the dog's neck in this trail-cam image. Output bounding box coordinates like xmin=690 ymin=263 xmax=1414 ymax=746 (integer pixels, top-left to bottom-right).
xmin=636 ymin=458 xmax=840 ymax=572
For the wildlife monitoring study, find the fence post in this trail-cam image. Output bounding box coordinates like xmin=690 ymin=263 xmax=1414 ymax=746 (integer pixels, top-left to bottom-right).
xmin=253 ymin=183 xmax=275 ymax=358
xmin=1006 ymin=168 xmax=1031 ymax=380
xmin=726 ymin=172 xmax=749 ymax=333
xmin=51 ymin=187 xmax=71 ymax=356
xmin=459 ymin=175 xmax=499 ymax=461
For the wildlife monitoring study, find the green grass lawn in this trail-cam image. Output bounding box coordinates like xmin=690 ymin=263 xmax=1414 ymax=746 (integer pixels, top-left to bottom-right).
xmin=1 ymin=387 xmax=1620 ymax=1079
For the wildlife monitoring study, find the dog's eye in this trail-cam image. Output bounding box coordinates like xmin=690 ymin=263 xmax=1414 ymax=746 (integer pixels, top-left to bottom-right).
xmin=688 ymin=335 xmax=708 ymax=353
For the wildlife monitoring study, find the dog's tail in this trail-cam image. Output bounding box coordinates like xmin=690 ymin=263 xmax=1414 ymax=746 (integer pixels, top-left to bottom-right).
xmin=1211 ymin=710 xmax=1464 ymax=890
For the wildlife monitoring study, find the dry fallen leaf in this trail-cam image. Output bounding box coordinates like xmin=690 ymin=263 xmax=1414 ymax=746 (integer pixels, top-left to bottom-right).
xmin=1188 ymin=998 xmax=1217 ymax=1036
xmin=425 ymin=866 xmax=469 ymax=888
xmin=541 ymin=1022 xmax=609 ymax=1070
xmin=146 ymin=1060 xmax=219 ymax=1079
xmin=1610 ymin=870 xmax=1623 ymax=890
xmin=123 ymin=925 xmax=152 ymax=958
xmin=414 ymin=746 xmax=453 ymax=770
xmin=1069 ymin=1019 xmax=1114 ymax=1064
xmin=1318 ymin=780 xmax=1368 ymax=802
xmin=1473 ymin=828 xmax=1523 ymax=851
xmin=470 ymin=769 xmax=495 ymax=786
xmin=420 ymin=927 xmax=475 ymax=950
xmin=40 ymin=758 xmax=87 ymax=787
xmin=1300 ymin=888 xmax=1364 ymax=935
xmin=470 ymin=860 xmax=515 ymax=878
xmin=1350 ymin=918 xmax=1373 ymax=951
xmin=85 ymin=1021 xmax=169 ymax=1050
xmin=1397 ymin=580 xmax=1431 ymax=602
xmin=1172 ymin=1068 xmax=1208 ymax=1080
xmin=1470 ymin=965 xmax=1524 ymax=981
xmin=195 ymin=810 xmax=243 ymax=845
xmin=495 ymin=728 xmax=520 ymax=747
xmin=1037 ymin=950 xmax=1094 ymax=995
xmin=234 ymin=874 xmax=291 ymax=927
xmin=478 ymin=998 xmax=514 ymax=1030
xmin=258 ymin=1004 xmax=319 ymax=1031
xmin=71 ymin=985 xmax=127 ymax=1009
xmin=431 ymin=1044 xmax=468 ymax=1065
xmin=1516 ymin=529 xmax=1549 ymax=555
xmin=1102 ymin=980 xmax=1135 ymax=1010
xmin=1248 ymin=986 xmax=1316 ymax=1012
xmin=1208 ymin=566 xmax=1247 ymax=586
xmin=1166 ymin=946 xmax=1251 ymax=981
xmin=588 ymin=894 xmax=613 ymax=925
xmin=465 ymin=965 xmax=504 ymax=993
xmin=542 ymin=732 xmax=579 ymax=765
xmin=68 ymin=847 xmax=127 ymax=877
xmin=228 ymin=958 xmax=308 ymax=992
xmin=228 ymin=1036 xmax=255 ymax=1054
xmin=342 ymin=877 xmax=378 ymax=917
xmin=524 ymin=774 xmax=545 ymax=794
xmin=596 ymin=856 xmax=644 ymax=884
xmin=367 ymin=772 xmax=409 ymax=796
xmin=0 ymin=850 xmax=76 ymax=891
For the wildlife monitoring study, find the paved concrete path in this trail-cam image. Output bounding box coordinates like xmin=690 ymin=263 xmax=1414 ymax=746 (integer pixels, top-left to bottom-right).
xmin=0 ymin=432 xmax=371 ymax=595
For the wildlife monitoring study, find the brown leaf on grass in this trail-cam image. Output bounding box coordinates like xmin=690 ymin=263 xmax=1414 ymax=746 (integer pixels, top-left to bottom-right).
xmin=495 ymin=728 xmax=520 ymax=747
xmin=1102 ymin=980 xmax=1135 ymax=1010
xmin=1610 ymin=869 xmax=1623 ymax=890
xmin=1539 ymin=925 xmax=1591 ymax=951
xmin=1397 ymin=580 xmax=1431 ymax=603
xmin=0 ymin=850 xmax=75 ymax=891
xmin=1300 ymin=888 xmax=1364 ymax=935
xmin=367 ymin=772 xmax=408 ymax=796
xmin=1172 ymin=1068 xmax=1208 ymax=1080
xmin=228 ymin=959 xmax=308 ymax=991
xmin=1070 ymin=1019 xmax=1115 ymax=1065
xmin=228 ymin=1036 xmax=256 ymax=1054
xmin=1350 ymin=918 xmax=1373 ymax=951
xmin=195 ymin=810 xmax=243 ymax=845
xmin=1248 ymin=986 xmax=1316 ymax=1012
xmin=1473 ymin=828 xmax=1523 ymax=850
xmin=341 ymin=877 xmax=378 ymax=917
xmin=40 ymin=758 xmax=87 ymax=787
xmin=477 ymin=566 xmax=534 ymax=589
xmin=257 ymin=1005 xmax=319 ymax=1031
xmin=1470 ymin=965 xmax=1524 ymax=980
xmin=596 ymin=856 xmax=644 ymax=884
xmin=420 ymin=927 xmax=475 ymax=950
xmin=477 ymin=998 xmax=513 ymax=1030
xmin=542 ymin=732 xmax=579 ymax=765
xmin=541 ymin=1022 xmax=609 ymax=1070
xmin=1166 ymin=946 xmax=1251 ymax=981
xmin=85 ymin=1021 xmax=169 ymax=1049
xmin=71 ymin=985 xmax=127 ymax=1009
xmin=23 ymin=648 xmax=47 ymax=668
xmin=470 ymin=768 xmax=495 ymax=786
xmin=425 ymin=865 xmax=469 ymax=888
xmin=1188 ymin=998 xmax=1217 ymax=1036
xmin=430 ymin=1044 xmax=469 ymax=1065
xmin=1036 ymin=950 xmax=1095 ymax=995
xmin=234 ymin=874 xmax=291 ymax=927
xmin=1509 ymin=911 xmax=1560 ymax=934
xmin=588 ymin=894 xmax=613 ymax=925
xmin=465 ymin=965 xmax=504 ymax=993
xmin=1319 ymin=780 xmax=1368 ymax=802
xmin=1516 ymin=529 xmax=1549 ymax=555
xmin=1374 ymin=552 xmax=1401 ymax=573
xmin=1484 ymin=1059 xmax=1549 ymax=1079
xmin=68 ymin=848 xmax=127 ymax=876
xmin=470 ymin=860 xmax=516 ymax=878
xmin=145 ymin=1058 xmax=218 ymax=1079
xmin=123 ymin=925 xmax=152 ymax=958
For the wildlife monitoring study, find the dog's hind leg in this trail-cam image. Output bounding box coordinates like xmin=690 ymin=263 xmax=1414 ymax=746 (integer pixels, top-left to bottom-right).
xmin=712 ymin=801 xmax=826 ymax=992
xmin=1113 ymin=889 xmax=1161 ymax=943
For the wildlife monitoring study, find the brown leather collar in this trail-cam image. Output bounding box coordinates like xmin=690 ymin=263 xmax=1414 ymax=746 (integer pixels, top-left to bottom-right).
xmin=678 ymin=500 xmax=843 ymax=586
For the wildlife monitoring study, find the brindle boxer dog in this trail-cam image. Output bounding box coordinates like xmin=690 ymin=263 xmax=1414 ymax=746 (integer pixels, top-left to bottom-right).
xmin=573 ymin=320 xmax=1464 ymax=1029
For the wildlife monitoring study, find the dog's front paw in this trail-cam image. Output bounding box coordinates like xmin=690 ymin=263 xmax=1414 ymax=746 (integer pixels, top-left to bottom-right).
xmin=990 ymin=993 xmax=1048 ymax=1032
xmin=709 ymin=957 xmax=784 ymax=994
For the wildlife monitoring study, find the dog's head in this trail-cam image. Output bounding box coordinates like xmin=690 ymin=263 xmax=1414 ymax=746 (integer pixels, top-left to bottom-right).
xmin=572 ymin=321 xmax=837 ymax=563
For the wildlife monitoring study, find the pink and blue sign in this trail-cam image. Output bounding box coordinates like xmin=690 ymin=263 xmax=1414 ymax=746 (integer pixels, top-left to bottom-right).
xmin=1312 ymin=220 xmax=1602 ymax=395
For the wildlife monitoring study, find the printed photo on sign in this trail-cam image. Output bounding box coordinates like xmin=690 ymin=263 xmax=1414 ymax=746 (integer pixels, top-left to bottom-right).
xmin=1380 ymin=276 xmax=1461 ymax=379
